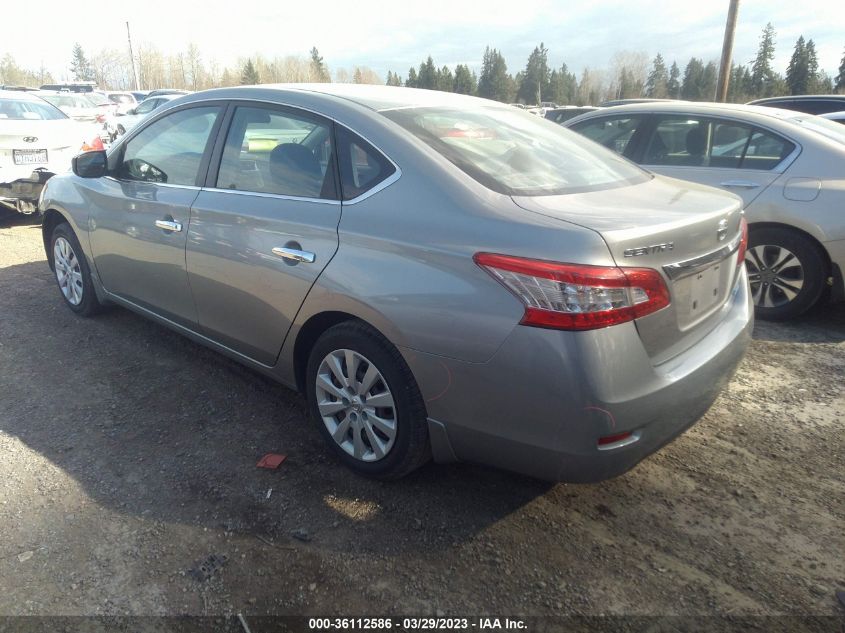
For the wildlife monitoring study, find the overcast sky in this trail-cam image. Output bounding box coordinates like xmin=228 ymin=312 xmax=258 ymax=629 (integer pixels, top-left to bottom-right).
xmin=5 ymin=0 xmax=844 ymax=82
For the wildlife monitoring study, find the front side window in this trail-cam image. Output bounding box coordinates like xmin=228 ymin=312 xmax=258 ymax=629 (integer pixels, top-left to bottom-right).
xmin=134 ymin=98 xmax=160 ymax=115
xmin=216 ymin=106 xmax=336 ymax=199
xmin=569 ymin=116 xmax=643 ymax=156
xmin=644 ymin=116 xmax=794 ymax=170
xmin=117 ymin=106 xmax=220 ymax=186
xmin=383 ymin=106 xmax=648 ymax=196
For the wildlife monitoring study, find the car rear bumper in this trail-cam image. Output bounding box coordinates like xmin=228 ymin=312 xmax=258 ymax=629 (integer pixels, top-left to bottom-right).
xmin=0 ymin=169 xmax=53 ymax=214
xmin=408 ymin=267 xmax=754 ymax=482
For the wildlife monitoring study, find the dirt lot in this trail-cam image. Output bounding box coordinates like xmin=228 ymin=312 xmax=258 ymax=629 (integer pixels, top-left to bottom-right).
xmin=0 ymin=214 xmax=843 ymax=625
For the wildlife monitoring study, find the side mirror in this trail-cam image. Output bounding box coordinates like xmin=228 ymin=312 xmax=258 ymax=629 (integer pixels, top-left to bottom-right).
xmin=127 ymin=108 xmax=136 ymax=115
xmin=72 ymin=150 xmax=108 ymax=178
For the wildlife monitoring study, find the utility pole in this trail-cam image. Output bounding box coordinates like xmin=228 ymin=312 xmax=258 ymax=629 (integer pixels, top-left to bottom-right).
xmin=126 ymin=21 xmax=140 ymax=91
xmin=716 ymin=0 xmax=740 ymax=102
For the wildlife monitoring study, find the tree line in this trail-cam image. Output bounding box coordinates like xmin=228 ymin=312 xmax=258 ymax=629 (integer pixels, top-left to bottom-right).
xmin=2 ymin=23 xmax=843 ymax=105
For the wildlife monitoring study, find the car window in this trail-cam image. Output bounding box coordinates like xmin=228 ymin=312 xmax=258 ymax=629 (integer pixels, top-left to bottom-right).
xmin=569 ymin=116 xmax=642 ymax=156
xmin=117 ymin=106 xmax=220 ymax=186
xmin=384 ymin=106 xmax=647 ymax=196
xmin=643 ymin=116 xmax=793 ymax=170
xmin=336 ymin=126 xmax=395 ymax=201
xmin=215 ymin=106 xmax=336 ymax=199
xmin=135 ymin=99 xmax=159 ymax=115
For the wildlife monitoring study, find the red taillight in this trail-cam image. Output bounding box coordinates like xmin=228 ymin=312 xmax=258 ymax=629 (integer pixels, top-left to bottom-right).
xmin=96 ymin=114 xmax=106 ymax=123
xmin=736 ymin=217 xmax=748 ymax=268
xmin=474 ymin=253 xmax=671 ymax=331
xmin=80 ymin=136 xmax=105 ymax=153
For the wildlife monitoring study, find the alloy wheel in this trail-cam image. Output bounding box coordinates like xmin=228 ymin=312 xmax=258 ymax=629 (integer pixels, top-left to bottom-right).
xmin=315 ymin=349 xmax=397 ymax=462
xmin=745 ymin=244 xmax=804 ymax=308
xmin=54 ymin=236 xmax=84 ymax=306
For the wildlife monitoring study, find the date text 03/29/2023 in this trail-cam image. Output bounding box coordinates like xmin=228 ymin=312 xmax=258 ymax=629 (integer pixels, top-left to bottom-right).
xmin=307 ymin=617 xmax=527 ymax=630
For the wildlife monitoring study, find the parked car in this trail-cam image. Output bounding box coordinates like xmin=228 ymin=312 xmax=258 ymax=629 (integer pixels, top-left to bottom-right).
xmin=114 ymin=93 xmax=181 ymax=135
xmin=147 ymin=89 xmax=191 ymax=97
xmin=545 ymin=106 xmax=600 ymax=124
xmin=0 ymin=90 xmax=103 ymax=215
xmin=599 ymin=98 xmax=681 ymax=107
xmin=39 ymin=85 xmax=751 ymax=482
xmin=820 ymin=110 xmax=845 ymax=125
xmin=564 ymin=102 xmax=845 ymax=320
xmin=747 ymin=94 xmax=845 ymax=115
xmin=131 ymin=91 xmax=150 ymax=102
xmin=105 ymin=91 xmax=137 ymax=115
xmin=35 ymin=91 xmax=115 ymax=142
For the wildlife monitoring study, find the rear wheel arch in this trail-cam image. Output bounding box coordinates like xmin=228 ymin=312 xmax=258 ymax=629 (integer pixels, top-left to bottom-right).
xmin=41 ymin=209 xmax=72 ymax=270
xmin=747 ymin=221 xmax=831 ymax=272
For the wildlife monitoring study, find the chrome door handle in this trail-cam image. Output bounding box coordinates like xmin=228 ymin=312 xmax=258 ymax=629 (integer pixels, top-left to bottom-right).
xmin=720 ymin=180 xmax=760 ymax=189
xmin=272 ymin=246 xmax=316 ymax=263
xmin=155 ymin=220 xmax=183 ymax=232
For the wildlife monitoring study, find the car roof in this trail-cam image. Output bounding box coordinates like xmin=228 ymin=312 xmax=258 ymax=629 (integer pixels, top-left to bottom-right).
xmin=186 ymin=84 xmax=496 ymax=113
xmin=567 ymin=100 xmax=807 ymax=123
xmin=0 ymin=89 xmax=48 ymax=102
xmin=748 ymin=94 xmax=845 ymax=104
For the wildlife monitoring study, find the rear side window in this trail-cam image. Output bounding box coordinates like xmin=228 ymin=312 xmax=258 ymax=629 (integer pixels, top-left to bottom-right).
xmin=336 ymin=126 xmax=395 ymax=201
xmin=215 ymin=106 xmax=336 ymax=199
xmin=569 ymin=116 xmax=643 ymax=156
xmin=117 ymin=106 xmax=220 ymax=186
xmin=643 ymin=116 xmax=794 ymax=170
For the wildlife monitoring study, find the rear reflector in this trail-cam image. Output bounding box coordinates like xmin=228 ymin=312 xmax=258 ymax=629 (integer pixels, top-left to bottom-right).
xmin=597 ymin=431 xmax=633 ymax=446
xmin=474 ymin=253 xmax=670 ymax=331
xmin=736 ymin=216 xmax=748 ymax=268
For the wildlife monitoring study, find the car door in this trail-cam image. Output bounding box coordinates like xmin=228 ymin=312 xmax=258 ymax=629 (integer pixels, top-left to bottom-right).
xmin=638 ymin=114 xmax=795 ymax=208
xmin=88 ymin=104 xmax=223 ymax=326
xmin=186 ymin=103 xmax=342 ymax=365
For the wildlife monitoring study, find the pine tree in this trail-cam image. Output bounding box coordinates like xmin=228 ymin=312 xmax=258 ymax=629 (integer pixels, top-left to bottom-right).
xmin=836 ymin=46 xmax=845 ymax=91
xmin=240 ymin=59 xmax=259 ymax=85
xmin=453 ymin=64 xmax=477 ymax=95
xmin=681 ymin=58 xmax=706 ymax=100
xmin=517 ymin=43 xmax=551 ymax=104
xmin=385 ymin=71 xmax=402 ymax=87
xmin=667 ymin=61 xmax=681 ymax=99
xmin=477 ymin=47 xmax=511 ymax=102
xmin=417 ymin=56 xmax=437 ymax=90
xmin=548 ymin=63 xmax=577 ymax=104
xmin=70 ymin=43 xmax=93 ymax=82
xmin=751 ymin=23 xmax=777 ymax=97
xmin=805 ymin=39 xmax=821 ymax=93
xmin=645 ymin=53 xmax=669 ymax=98
xmin=406 ymin=67 xmax=418 ymax=88
xmin=786 ymin=36 xmax=808 ymax=94
xmin=309 ymin=47 xmax=329 ymax=82
xmin=437 ymin=65 xmax=453 ymax=92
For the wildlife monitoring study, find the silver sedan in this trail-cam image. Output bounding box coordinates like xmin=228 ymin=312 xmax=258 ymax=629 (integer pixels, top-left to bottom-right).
xmin=565 ymin=102 xmax=845 ymax=320
xmin=39 ymin=85 xmax=752 ymax=481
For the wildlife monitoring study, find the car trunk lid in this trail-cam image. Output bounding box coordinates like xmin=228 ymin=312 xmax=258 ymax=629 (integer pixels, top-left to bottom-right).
xmin=513 ymin=175 xmax=745 ymax=363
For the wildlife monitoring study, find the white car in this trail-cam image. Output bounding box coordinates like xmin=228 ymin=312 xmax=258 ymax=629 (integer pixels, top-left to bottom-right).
xmin=820 ymin=111 xmax=845 ymax=125
xmin=114 ymin=93 xmax=181 ymax=136
xmin=0 ymin=91 xmax=103 ymax=215
xmin=105 ymin=91 xmax=137 ymax=115
xmin=565 ymin=102 xmax=845 ymax=320
xmin=36 ymin=91 xmax=114 ymax=142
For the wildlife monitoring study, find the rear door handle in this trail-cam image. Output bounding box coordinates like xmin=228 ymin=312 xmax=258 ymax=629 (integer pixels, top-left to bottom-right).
xmin=720 ymin=180 xmax=760 ymax=189
xmin=155 ymin=220 xmax=183 ymax=232
xmin=272 ymin=246 xmax=316 ymax=264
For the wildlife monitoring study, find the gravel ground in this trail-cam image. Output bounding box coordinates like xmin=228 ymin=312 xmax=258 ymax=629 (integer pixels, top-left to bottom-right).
xmin=0 ymin=214 xmax=843 ymax=623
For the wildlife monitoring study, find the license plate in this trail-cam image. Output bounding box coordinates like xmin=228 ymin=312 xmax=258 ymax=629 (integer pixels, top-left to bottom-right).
xmin=13 ymin=149 xmax=48 ymax=165
xmin=689 ymin=262 xmax=722 ymax=315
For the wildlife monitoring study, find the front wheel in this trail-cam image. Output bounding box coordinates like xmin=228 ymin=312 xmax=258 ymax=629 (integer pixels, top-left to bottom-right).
xmin=745 ymin=227 xmax=826 ymax=321
xmin=51 ymin=222 xmax=104 ymax=317
xmin=305 ymin=321 xmax=430 ymax=479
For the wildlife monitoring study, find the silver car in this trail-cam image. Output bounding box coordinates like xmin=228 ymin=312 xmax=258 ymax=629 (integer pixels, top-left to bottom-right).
xmin=565 ymin=102 xmax=845 ymax=320
xmin=39 ymin=85 xmax=752 ymax=482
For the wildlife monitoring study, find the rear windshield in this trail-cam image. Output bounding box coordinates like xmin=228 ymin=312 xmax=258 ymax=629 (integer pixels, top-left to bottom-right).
xmin=787 ymin=114 xmax=845 ymax=146
xmin=382 ymin=106 xmax=649 ymax=196
xmin=109 ymin=94 xmax=134 ymax=104
xmin=0 ymin=97 xmax=67 ymax=120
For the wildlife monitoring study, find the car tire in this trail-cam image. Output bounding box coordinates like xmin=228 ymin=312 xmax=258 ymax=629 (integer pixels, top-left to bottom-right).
xmin=50 ymin=222 xmax=104 ymax=317
xmin=745 ymin=227 xmax=826 ymax=321
xmin=305 ymin=320 xmax=430 ymax=480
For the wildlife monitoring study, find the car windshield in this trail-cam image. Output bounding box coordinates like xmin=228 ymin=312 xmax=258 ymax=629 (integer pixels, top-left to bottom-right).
xmin=382 ymin=105 xmax=648 ymax=196
xmin=39 ymin=93 xmax=91 ymax=109
xmin=787 ymin=114 xmax=845 ymax=145
xmin=0 ymin=97 xmax=67 ymax=120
